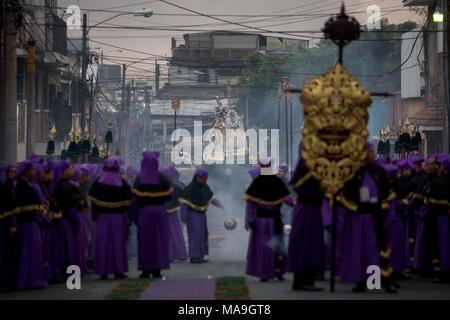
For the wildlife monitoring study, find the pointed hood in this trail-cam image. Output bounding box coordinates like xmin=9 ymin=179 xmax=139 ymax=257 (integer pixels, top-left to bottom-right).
xmin=140 ymin=151 xmax=160 ymax=185
xmin=98 ymin=156 xmax=123 ymax=187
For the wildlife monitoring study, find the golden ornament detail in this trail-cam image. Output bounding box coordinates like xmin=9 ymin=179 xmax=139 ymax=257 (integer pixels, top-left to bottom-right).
xmin=300 ymin=63 xmax=372 ymax=197
xmin=49 ymin=124 xmax=56 ymax=140
xmin=107 ymin=117 xmax=113 ymax=130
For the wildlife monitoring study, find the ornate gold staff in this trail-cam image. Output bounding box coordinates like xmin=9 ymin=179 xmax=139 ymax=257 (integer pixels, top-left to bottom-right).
xmin=296 ymin=3 xmax=370 ymax=293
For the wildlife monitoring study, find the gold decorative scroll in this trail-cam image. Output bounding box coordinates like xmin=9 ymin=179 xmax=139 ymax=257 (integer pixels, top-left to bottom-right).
xmin=300 ymin=63 xmax=372 ymax=197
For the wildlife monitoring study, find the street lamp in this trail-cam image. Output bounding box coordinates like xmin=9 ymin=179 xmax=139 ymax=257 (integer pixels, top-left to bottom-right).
xmin=134 ymin=8 xmax=154 ymax=18
xmin=82 ymin=8 xmax=154 ymax=162
xmin=433 ymin=9 xmax=444 ymax=22
xmin=87 ymin=8 xmax=153 ymax=32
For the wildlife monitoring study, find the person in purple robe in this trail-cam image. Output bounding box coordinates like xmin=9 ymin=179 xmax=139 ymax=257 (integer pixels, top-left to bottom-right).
xmin=10 ymin=161 xmax=48 ymax=290
xmin=125 ymin=166 xmax=139 ymax=258
xmin=120 ymin=167 xmax=126 ymax=181
xmin=288 ymin=149 xmax=325 ymax=291
xmin=415 ymin=156 xmax=448 ymax=281
xmin=79 ymin=165 xmax=94 ymax=271
xmin=244 ymin=158 xmax=294 ymax=282
xmin=35 ymin=160 xmax=56 ymax=280
xmin=248 ymin=167 xmax=260 ymax=180
xmin=277 ymin=164 xmax=294 ymax=226
xmin=179 ymin=167 xmax=224 ymax=264
xmin=435 ymin=156 xmax=450 ymax=283
xmin=87 ymin=163 xmax=101 ymax=258
xmin=391 ymin=160 xmax=415 ymax=283
xmin=70 ymin=165 xmax=91 ymax=275
xmin=161 ymin=166 xmax=188 ymax=262
xmin=88 ymin=156 xmax=132 ymax=280
xmin=413 ymin=156 xmax=439 ymax=277
xmin=52 ymin=161 xmax=81 ymax=280
xmin=0 ymin=166 xmax=16 ymax=285
xmin=407 ymin=158 xmax=426 ymax=270
xmin=376 ymin=155 xmax=390 ymax=166
xmin=339 ymin=143 xmax=397 ymax=293
xmin=170 ymin=165 xmax=186 ymax=188
xmin=126 ymin=166 xmax=138 ymax=186
xmin=381 ymin=162 xmax=405 ymax=289
xmin=130 ymin=151 xmax=174 ymax=278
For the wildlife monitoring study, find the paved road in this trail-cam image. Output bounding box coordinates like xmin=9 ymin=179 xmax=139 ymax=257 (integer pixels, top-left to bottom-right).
xmin=1 ymin=208 xmax=449 ymax=300
xmin=1 ymin=258 xmax=450 ymax=300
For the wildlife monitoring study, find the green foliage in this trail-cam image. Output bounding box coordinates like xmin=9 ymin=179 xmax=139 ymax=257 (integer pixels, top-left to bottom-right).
xmin=235 ymin=19 xmax=419 ymax=129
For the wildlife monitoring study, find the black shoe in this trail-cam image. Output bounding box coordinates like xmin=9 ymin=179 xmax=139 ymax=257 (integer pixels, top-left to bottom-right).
xmin=139 ymin=271 xmax=151 ymax=279
xmin=384 ymin=286 xmax=398 ymax=294
xmin=152 ymin=271 xmax=162 ymax=278
xmin=293 ymin=285 xmax=324 ymax=291
xmin=190 ymin=258 xmax=201 ymax=264
xmin=260 ymin=279 xmax=269 ymax=282
xmin=382 ymin=278 xmax=398 ymax=294
xmin=100 ymin=275 xmax=108 ymax=280
xmin=352 ymin=283 xmax=366 ymax=293
xmin=114 ymin=274 xmax=127 ymax=280
xmin=396 ymin=272 xmax=411 ymax=281
xmin=49 ymin=277 xmax=65 ymax=284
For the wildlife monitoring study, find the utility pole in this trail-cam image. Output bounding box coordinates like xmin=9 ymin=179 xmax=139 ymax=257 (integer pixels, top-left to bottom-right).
xmin=124 ymin=84 xmax=131 ymax=165
xmin=26 ymin=39 xmax=36 ymax=158
xmin=120 ymin=63 xmax=126 ymax=157
xmin=3 ymin=2 xmax=18 ymax=164
xmin=0 ymin=0 xmax=6 ymax=163
xmin=283 ymin=77 xmax=289 ymax=171
xmin=443 ymin=0 xmax=450 ymax=153
xmin=144 ymin=87 xmax=151 ymax=150
xmin=155 ymin=59 xmax=160 ymax=98
xmin=289 ymin=99 xmax=293 ymax=170
xmin=80 ymin=13 xmax=87 ymax=131
xmin=88 ymin=73 xmax=94 ymax=135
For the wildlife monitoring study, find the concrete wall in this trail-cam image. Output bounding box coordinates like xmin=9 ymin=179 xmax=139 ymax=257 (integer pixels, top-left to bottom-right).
xmin=212 ymin=35 xmax=257 ymax=49
xmin=401 ymin=29 xmax=424 ymax=98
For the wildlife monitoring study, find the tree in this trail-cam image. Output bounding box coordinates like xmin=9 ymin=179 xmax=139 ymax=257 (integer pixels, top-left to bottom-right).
xmin=235 ymin=19 xmax=418 ymax=129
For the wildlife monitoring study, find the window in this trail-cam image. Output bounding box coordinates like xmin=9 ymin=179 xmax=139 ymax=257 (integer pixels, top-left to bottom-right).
xmin=198 ymin=70 xmax=210 ymax=83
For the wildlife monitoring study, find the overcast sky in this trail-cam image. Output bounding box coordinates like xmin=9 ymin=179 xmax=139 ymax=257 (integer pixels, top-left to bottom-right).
xmin=59 ymin=0 xmax=422 ymax=79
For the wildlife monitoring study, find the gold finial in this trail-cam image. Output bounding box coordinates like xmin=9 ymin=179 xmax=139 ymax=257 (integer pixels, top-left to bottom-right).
xmin=99 ymin=145 xmax=105 ymax=158
xmin=69 ymin=126 xmax=76 ymax=141
xmin=93 ymin=134 xmax=97 ymax=146
xmin=84 ymin=125 xmax=89 ymax=140
xmin=283 ymin=76 xmax=289 ymax=89
xmin=385 ymin=125 xmax=391 ymax=135
xmin=49 ymin=124 xmax=56 ymax=140
xmin=107 ymin=117 xmax=113 ymax=130
xmin=397 ymin=120 xmax=403 ymax=134
xmin=75 ymin=128 xmax=82 ymax=143
xmin=404 ymin=118 xmax=410 ymax=127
